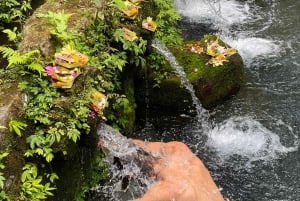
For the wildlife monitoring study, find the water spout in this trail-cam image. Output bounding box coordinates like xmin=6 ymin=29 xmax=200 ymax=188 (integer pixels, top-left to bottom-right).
xmin=151 ymin=39 xmax=212 ymax=134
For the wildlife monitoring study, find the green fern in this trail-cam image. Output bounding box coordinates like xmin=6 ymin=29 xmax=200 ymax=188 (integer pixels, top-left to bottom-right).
xmin=0 ymin=46 xmax=44 ymax=75
xmin=0 ymin=46 xmax=16 ymax=58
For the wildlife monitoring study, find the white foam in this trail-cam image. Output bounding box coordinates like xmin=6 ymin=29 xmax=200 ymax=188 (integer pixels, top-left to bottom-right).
xmin=206 ymin=116 xmax=297 ymax=162
xmin=174 ymin=0 xmax=252 ymax=25
xmin=225 ymin=37 xmax=280 ymax=63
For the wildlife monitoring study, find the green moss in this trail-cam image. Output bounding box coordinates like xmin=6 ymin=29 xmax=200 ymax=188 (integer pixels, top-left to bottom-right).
xmin=169 ymin=35 xmax=244 ymax=107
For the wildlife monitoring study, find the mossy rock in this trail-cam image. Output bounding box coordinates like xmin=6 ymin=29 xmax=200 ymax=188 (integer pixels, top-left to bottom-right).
xmin=175 ymin=35 xmax=245 ymax=108
xmin=136 ymin=34 xmax=244 ymax=110
xmin=19 ymin=0 xmax=91 ymax=59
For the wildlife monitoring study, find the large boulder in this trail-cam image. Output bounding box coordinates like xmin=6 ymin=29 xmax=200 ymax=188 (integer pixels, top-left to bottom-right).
xmin=135 ymin=34 xmax=244 ymax=110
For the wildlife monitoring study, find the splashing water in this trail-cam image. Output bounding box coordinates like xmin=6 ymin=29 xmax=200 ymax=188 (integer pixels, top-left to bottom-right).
xmin=206 ymin=116 xmax=297 ymax=163
xmin=225 ymin=37 xmax=281 ymax=64
xmin=175 ymin=0 xmax=253 ymax=26
xmin=89 ymin=123 xmax=156 ymax=201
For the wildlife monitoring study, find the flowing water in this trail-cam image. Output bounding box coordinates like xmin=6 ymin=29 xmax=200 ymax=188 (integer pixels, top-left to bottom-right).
xmin=133 ymin=0 xmax=300 ymax=200
xmin=88 ymin=123 xmax=156 ymax=201
xmin=151 ymin=39 xmax=211 ymax=133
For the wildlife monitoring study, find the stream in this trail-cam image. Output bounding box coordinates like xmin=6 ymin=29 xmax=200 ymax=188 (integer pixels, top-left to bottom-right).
xmin=133 ymin=0 xmax=300 ymax=200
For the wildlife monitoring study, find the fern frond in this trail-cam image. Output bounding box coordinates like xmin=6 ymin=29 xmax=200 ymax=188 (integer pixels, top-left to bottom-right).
xmin=0 ymin=46 xmax=17 ymax=59
xmin=28 ymin=62 xmax=45 ymax=75
xmin=7 ymin=52 xmax=25 ymax=67
xmin=24 ymin=49 xmax=40 ymax=58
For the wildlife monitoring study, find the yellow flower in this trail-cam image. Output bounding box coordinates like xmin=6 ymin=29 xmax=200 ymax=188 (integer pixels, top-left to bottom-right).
xmin=206 ymin=46 xmax=217 ymax=56
xmin=225 ymin=48 xmax=237 ymax=56
xmin=209 ymin=57 xmax=224 ymax=67
xmin=55 ymin=45 xmax=89 ymax=68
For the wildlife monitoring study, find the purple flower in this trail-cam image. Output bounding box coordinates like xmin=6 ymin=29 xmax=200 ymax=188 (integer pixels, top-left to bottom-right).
xmin=89 ymin=110 xmax=97 ymax=118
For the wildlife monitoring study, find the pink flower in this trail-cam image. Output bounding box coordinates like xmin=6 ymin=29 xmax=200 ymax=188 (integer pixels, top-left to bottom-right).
xmin=45 ymin=65 xmax=55 ymax=76
xmin=71 ymin=70 xmax=77 ymax=77
xmin=143 ymin=22 xmax=150 ymax=29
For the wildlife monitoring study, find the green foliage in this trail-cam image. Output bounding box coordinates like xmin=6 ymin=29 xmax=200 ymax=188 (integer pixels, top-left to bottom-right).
xmin=112 ymin=0 xmax=126 ymax=9
xmin=0 ymin=46 xmax=44 ymax=76
xmin=0 ymin=152 xmax=10 ymax=201
xmin=153 ymin=0 xmax=182 ymax=46
xmin=142 ymin=0 xmax=183 ymax=87
xmin=2 ymin=27 xmax=18 ymax=42
xmin=20 ymin=163 xmax=58 ymax=201
xmin=0 ymin=152 xmax=9 ymax=189
xmin=38 ymin=11 xmax=75 ymax=44
xmin=0 ymin=0 xmax=32 ymax=30
xmin=8 ymin=119 xmax=27 ymax=137
xmin=113 ymin=28 xmax=147 ymax=67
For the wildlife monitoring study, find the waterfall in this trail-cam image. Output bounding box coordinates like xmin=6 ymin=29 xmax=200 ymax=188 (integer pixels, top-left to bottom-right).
xmin=151 ymin=39 xmax=211 ymax=134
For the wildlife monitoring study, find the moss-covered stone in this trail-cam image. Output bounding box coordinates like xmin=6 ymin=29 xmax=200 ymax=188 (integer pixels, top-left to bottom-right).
xmin=19 ymin=0 xmax=91 ymax=59
xmin=136 ymin=34 xmax=244 ymax=110
xmin=172 ymin=35 xmax=244 ymax=108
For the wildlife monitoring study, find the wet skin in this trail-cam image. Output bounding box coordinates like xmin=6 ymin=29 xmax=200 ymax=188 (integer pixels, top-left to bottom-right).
xmin=131 ymin=140 xmax=224 ymax=201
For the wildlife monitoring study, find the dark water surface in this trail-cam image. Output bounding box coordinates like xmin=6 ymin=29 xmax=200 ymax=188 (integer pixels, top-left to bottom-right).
xmin=134 ymin=0 xmax=300 ymax=200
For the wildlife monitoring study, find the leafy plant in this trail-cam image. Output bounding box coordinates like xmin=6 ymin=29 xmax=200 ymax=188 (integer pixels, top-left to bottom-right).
xmin=0 ymin=152 xmax=10 ymax=201
xmin=0 ymin=0 xmax=184 ymax=199
xmin=8 ymin=119 xmax=27 ymax=137
xmin=153 ymin=0 xmax=182 ymax=46
xmin=0 ymin=0 xmax=32 ymax=30
xmin=0 ymin=152 xmax=9 ymax=189
xmin=0 ymin=46 xmax=44 ymax=75
xmin=38 ymin=11 xmax=76 ymax=44
xmin=20 ymin=163 xmax=58 ymax=201
xmin=2 ymin=27 xmax=19 ymax=42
